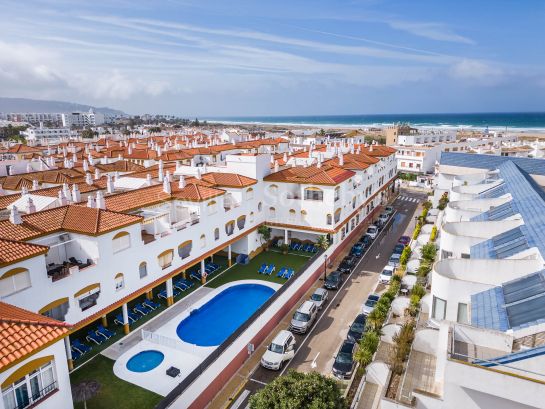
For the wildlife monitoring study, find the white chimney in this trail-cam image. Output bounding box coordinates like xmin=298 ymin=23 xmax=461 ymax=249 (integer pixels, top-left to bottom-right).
xmin=179 ymin=175 xmax=186 ymax=189
xmin=339 ymin=152 xmax=344 ymax=166
xmin=165 ymin=170 xmax=171 ymax=183
xmin=196 ymin=168 xmax=202 ymax=180
xmin=72 ymin=184 xmax=81 ymax=202
xmin=83 ymin=159 xmax=89 ymax=172
xmin=32 ymin=180 xmax=39 ymax=191
xmin=146 ymin=174 xmax=153 ymax=186
xmin=26 ymin=197 xmax=36 ymax=214
xmin=107 ymin=174 xmax=114 ymax=193
xmin=88 ymin=153 xmax=94 ymax=166
xmin=58 ymin=190 xmax=68 ymax=206
xmin=94 ymin=169 xmax=101 ymax=180
xmin=87 ymin=195 xmax=95 ymax=208
xmin=283 ymin=153 xmax=288 ymax=162
xmin=62 ymin=183 xmax=72 ymax=202
xmin=114 ymin=171 xmax=120 ymax=181
xmin=95 ymin=191 xmax=106 ymax=209
xmin=85 ymin=172 xmax=93 ymax=185
xmin=26 ymin=163 xmax=32 ymax=173
xmin=9 ymin=206 xmax=22 ymax=224
xmin=274 ymin=160 xmax=279 ymax=173
xmin=163 ymin=177 xmax=171 ymax=194
xmin=21 ymin=186 xmax=29 ymax=196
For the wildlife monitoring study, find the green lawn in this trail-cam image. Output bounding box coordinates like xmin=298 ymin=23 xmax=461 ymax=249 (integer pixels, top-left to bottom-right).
xmin=70 ymin=355 xmax=162 ymax=409
xmin=205 ymin=249 xmax=312 ymax=288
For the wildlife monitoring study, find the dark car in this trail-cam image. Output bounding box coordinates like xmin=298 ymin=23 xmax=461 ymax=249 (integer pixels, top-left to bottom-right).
xmin=347 ymin=314 xmax=367 ymax=342
xmin=350 ymin=243 xmax=364 ymax=258
xmin=332 ymin=340 xmax=357 ymax=379
xmin=338 ymin=256 xmax=357 ymax=274
xmin=324 ymin=271 xmax=343 ymax=290
xmin=393 ymin=243 xmax=406 ymax=255
xmin=359 ymin=235 xmax=372 ymax=248
xmin=398 ymin=235 xmax=411 ymax=246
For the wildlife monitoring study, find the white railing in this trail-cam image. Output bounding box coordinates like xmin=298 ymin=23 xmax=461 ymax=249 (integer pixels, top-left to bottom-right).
xmin=141 ymin=330 xmax=186 ymax=351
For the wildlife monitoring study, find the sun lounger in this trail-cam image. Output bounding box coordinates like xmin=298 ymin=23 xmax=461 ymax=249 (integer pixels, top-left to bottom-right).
xmin=71 ymin=348 xmax=82 ymax=360
xmin=85 ymin=331 xmax=104 ymax=345
xmin=265 ymin=264 xmax=275 ymax=275
xmin=143 ymin=298 xmax=161 ymax=310
xmin=97 ymin=324 xmax=115 ymax=339
xmin=180 ymin=279 xmax=194 ymax=288
xmin=258 ymin=263 xmax=267 ymax=273
xmin=285 ymin=268 xmax=295 ymax=279
xmin=134 ymin=303 xmax=152 ymax=316
xmin=190 ymin=271 xmax=202 ymax=281
xmin=174 ymin=280 xmax=189 ymax=291
xmin=71 ymin=339 xmax=91 ymax=354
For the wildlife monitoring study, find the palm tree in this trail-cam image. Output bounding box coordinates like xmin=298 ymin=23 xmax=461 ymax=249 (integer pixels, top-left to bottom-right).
xmin=72 ymin=380 xmax=100 ymax=409
xmin=316 ymin=235 xmax=330 ymax=251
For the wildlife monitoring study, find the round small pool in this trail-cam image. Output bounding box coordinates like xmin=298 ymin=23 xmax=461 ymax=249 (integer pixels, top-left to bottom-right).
xmin=177 ymin=283 xmax=275 ymax=347
xmin=126 ymin=350 xmax=164 ymax=373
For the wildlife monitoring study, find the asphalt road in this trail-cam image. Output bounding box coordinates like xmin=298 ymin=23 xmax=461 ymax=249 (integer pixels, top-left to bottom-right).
xmin=228 ymin=190 xmax=425 ymax=408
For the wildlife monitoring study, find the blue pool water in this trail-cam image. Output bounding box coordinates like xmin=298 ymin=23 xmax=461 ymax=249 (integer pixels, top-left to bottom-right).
xmin=176 ymin=283 xmax=275 ymax=346
xmin=126 ymin=350 xmax=165 ymax=372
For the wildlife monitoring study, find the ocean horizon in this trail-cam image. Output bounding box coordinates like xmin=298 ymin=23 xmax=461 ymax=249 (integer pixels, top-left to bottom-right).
xmin=205 ymin=112 xmax=545 ymax=131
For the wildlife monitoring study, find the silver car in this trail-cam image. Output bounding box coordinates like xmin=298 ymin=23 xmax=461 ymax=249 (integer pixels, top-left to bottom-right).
xmin=310 ymin=288 xmax=328 ymax=310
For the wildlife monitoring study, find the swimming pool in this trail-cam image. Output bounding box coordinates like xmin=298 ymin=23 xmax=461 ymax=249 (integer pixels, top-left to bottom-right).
xmin=176 ymin=283 xmax=275 ymax=346
xmin=126 ymin=350 xmax=165 ymax=372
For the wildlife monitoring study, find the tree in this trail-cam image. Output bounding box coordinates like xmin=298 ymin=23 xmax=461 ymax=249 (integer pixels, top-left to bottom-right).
xmin=249 ymin=370 xmax=347 ymax=409
xmin=257 ymin=225 xmax=271 ymax=249
xmin=81 ymin=128 xmax=97 ymax=139
xmin=72 ymin=380 xmax=100 ymax=409
xmin=420 ymin=243 xmax=437 ymax=262
xmin=316 ymin=235 xmax=330 ymax=251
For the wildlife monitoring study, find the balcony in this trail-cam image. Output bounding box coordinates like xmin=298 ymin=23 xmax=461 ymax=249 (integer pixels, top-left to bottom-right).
xmin=44 ymin=234 xmax=98 ymax=282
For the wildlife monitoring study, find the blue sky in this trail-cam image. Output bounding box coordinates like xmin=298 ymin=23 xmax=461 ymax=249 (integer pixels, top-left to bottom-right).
xmin=0 ymin=0 xmax=544 ymax=116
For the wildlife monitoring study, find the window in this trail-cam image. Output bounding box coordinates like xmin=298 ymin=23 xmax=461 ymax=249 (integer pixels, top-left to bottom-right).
xmin=441 ymin=250 xmax=453 ymax=259
xmin=334 ymin=208 xmax=342 ymax=223
xmin=0 ymin=268 xmax=31 ymax=297
xmin=301 ymin=210 xmax=307 ymax=221
xmin=225 ymin=220 xmax=235 ymax=236
xmin=334 ymin=186 xmax=340 ymax=201
xmin=214 ymin=228 xmax=220 ymax=241
xmin=237 ymin=215 xmax=246 ymax=230
xmin=249 ymin=212 xmax=254 ymax=223
xmin=200 ymin=234 xmax=206 ymax=248
xmin=326 ymin=214 xmax=332 ymax=225
xmin=2 ymin=359 xmax=57 ymax=409
xmin=39 ymin=298 xmax=69 ymax=321
xmin=115 ymin=273 xmax=125 ymax=291
xmin=112 ymin=231 xmax=130 ymax=253
xmin=304 ymin=187 xmax=323 ymax=201
xmin=207 ymin=200 xmax=217 ymax=215
xmin=269 ymin=184 xmax=278 ymax=195
xmin=461 ymin=253 xmax=470 ymax=259
xmin=432 ymin=296 xmax=447 ymax=320
xmin=158 ymin=250 xmax=174 ymax=269
xmin=246 ymin=188 xmax=254 ymax=200
xmin=139 ymin=262 xmax=147 ymax=278
xmin=288 ymin=209 xmax=296 ymax=222
xmin=178 ymin=241 xmax=192 ymax=259
xmin=258 ymin=202 xmax=262 ymax=212
xmin=75 ymin=284 xmax=100 ymax=311
xmin=457 ymin=303 xmax=468 ymax=324
xmin=269 ymin=207 xmax=276 ymax=218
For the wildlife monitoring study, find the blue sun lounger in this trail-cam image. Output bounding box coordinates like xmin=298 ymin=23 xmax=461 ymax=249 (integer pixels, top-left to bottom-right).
xmin=265 ymin=264 xmax=275 ymax=275
xmin=284 ymin=268 xmax=295 ymax=279
xmin=96 ymin=324 xmax=115 ymax=339
xmin=71 ymin=348 xmax=82 ymax=360
xmin=190 ymin=270 xmax=202 ymax=281
xmin=71 ymin=339 xmax=91 ymax=355
xmin=276 ymin=267 xmax=287 ymax=277
xmin=134 ymin=303 xmax=153 ymax=316
xmin=174 ymin=279 xmax=189 ymax=291
xmin=258 ymin=263 xmax=267 ymax=273
xmin=86 ymin=330 xmax=104 ymax=345
xmin=143 ymin=298 xmax=161 ymax=310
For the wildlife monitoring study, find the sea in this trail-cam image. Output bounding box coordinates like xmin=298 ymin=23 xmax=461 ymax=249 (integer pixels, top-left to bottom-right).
xmin=205 ymin=112 xmax=545 ymax=131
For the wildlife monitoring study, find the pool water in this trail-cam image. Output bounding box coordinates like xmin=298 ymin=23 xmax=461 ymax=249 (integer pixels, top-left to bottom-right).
xmin=176 ymin=283 xmax=275 ymax=346
xmin=126 ymin=350 xmax=165 ymax=372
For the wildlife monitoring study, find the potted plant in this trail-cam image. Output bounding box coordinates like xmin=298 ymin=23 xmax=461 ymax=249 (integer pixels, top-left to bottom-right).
xmin=257 ymin=225 xmax=271 ymax=251
xmin=280 ymin=243 xmax=289 ymax=254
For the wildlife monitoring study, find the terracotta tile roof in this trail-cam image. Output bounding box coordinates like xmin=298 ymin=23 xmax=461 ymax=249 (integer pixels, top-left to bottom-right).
xmin=125 ymin=163 xmax=177 ymax=179
xmin=0 ymin=206 xmax=142 ymax=241
xmin=0 ymin=239 xmax=49 ymax=267
xmin=6 ymin=145 xmax=43 ymax=154
xmin=171 ymin=183 xmax=225 ymax=202
xmin=356 ymin=144 xmax=396 ymax=157
xmin=94 ymin=160 xmax=145 ymax=173
xmin=326 ymin=153 xmax=379 ymax=170
xmin=0 ymin=302 xmax=70 ymax=370
xmin=264 ymin=164 xmax=355 ymax=185
xmin=201 ymin=172 xmax=257 ymax=188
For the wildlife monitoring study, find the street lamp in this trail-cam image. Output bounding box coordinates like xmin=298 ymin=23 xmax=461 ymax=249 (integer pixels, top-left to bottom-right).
xmin=323 ymin=253 xmax=328 ymax=281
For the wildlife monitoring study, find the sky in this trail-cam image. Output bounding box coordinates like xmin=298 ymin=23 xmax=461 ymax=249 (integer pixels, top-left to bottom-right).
xmin=1 ymin=0 xmax=545 ymax=116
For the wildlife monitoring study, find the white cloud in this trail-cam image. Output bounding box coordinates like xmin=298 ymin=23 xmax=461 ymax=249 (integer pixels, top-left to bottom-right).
xmin=387 ymin=20 xmax=474 ymax=45
xmin=449 ymin=59 xmax=505 ymax=84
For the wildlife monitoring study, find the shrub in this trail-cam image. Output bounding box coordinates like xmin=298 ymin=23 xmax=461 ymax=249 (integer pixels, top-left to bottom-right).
xmin=420 ymin=243 xmax=437 ymax=262
xmin=417 ymin=263 xmax=432 ymax=278
xmin=422 ymin=200 xmax=433 ymax=210
xmin=421 ymin=207 xmax=429 ymax=220
xmin=438 ymin=192 xmax=449 ymax=210
xmin=411 ymin=284 xmax=426 ymax=299
xmin=399 ymin=247 xmax=412 ymax=266
xmin=360 ymin=331 xmax=380 ymax=353
xmin=412 ymin=223 xmax=422 ymax=240
xmin=391 ymin=274 xmax=402 ymax=285
xmin=430 ymin=226 xmax=438 ymax=242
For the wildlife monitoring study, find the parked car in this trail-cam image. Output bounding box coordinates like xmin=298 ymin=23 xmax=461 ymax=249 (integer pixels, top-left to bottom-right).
xmin=347 ymin=314 xmax=367 ymax=342
xmin=324 ymin=271 xmax=344 ymax=290
xmin=338 ymin=256 xmax=357 ymax=274
xmin=261 ymin=330 xmax=296 ymax=370
xmin=359 ymin=235 xmax=372 ymax=248
xmin=384 ymin=205 xmax=395 ymax=216
xmin=310 ymin=288 xmax=328 ymax=310
xmin=332 ymin=340 xmax=357 ymax=379
xmin=379 ymin=265 xmax=395 ymax=284
xmin=366 ymin=225 xmax=379 ymax=240
xmin=350 ymin=243 xmax=364 ymax=258
xmin=393 ymin=243 xmax=406 ymax=255
xmin=398 ymin=235 xmax=411 ymax=246
xmin=290 ymin=301 xmax=318 ymax=334
xmin=378 ymin=213 xmax=389 ymax=225
xmin=362 ymin=293 xmax=380 ymax=315
xmin=388 ymin=253 xmax=401 ymax=268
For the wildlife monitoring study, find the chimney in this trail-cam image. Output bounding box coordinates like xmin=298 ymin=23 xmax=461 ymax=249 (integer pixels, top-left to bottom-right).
xmin=26 ymin=197 xmax=36 ymax=214
xmin=85 ymin=172 xmax=93 ymax=185
xmin=62 ymin=183 xmax=72 ymax=202
xmin=72 ymin=184 xmax=81 ymax=202
xmin=26 ymin=163 xmax=32 ymax=173
xmin=163 ymin=178 xmax=171 ymax=194
xmin=106 ymin=174 xmax=114 ymax=193
xmin=9 ymin=206 xmax=22 ymax=224
xmin=274 ymin=160 xmax=279 ymax=173
xmin=21 ymin=186 xmax=29 ymax=196
xmin=88 ymin=153 xmax=94 ymax=166
xmin=339 ymin=152 xmax=344 ymax=166
xmin=96 ymin=191 xmax=106 ymax=209
xmin=83 ymin=159 xmax=89 ymax=172
xmin=87 ymin=195 xmax=95 ymax=208
xmin=32 ymin=180 xmax=39 ymax=190
xmin=196 ymin=168 xmax=202 ymax=180
xmin=283 ymin=153 xmax=288 ymax=162
xmin=72 ymin=153 xmax=77 ymax=163
xmin=146 ymin=173 xmax=152 ymax=186
xmin=179 ymin=175 xmax=186 ymax=189
xmin=165 ymin=170 xmax=171 ymax=183
xmin=94 ymin=168 xmax=101 ymax=180
xmin=58 ymin=190 xmax=68 ymax=206
xmin=114 ymin=171 xmax=120 ymax=181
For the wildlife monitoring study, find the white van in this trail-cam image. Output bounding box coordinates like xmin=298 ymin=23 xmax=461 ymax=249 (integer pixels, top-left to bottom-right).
xmin=260 ymin=330 xmax=296 ymax=370
xmin=290 ymin=301 xmax=318 ymax=334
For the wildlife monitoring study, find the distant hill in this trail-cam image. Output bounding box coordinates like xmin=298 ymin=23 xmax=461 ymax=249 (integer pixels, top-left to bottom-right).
xmin=0 ymin=97 xmax=127 ymax=116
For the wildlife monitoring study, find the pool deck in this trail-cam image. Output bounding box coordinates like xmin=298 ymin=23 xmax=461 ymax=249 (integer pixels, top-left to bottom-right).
xmin=111 ymin=280 xmax=280 ymax=396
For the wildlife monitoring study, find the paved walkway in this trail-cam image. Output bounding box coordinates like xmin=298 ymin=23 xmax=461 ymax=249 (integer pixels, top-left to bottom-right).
xmin=102 ymin=287 xmax=214 ymax=360
xmin=398 ymin=350 xmax=440 ymax=403
xmin=356 ymin=382 xmax=380 ymax=409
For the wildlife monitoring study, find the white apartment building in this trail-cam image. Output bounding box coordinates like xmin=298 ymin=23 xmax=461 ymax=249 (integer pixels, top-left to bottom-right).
xmin=20 ymin=127 xmax=73 ymax=142
xmin=387 ymin=152 xmax=545 ymax=409
xmin=62 ymin=110 xmax=105 ymax=128
xmin=0 ymin=113 xmax=64 ymax=124
xmin=0 ymin=138 xmax=397 ymax=409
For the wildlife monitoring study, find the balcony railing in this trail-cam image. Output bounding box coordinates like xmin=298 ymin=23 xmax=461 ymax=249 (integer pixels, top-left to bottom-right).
xmin=47 ymin=259 xmax=94 ymax=282
xmin=8 ymin=381 xmax=57 ymax=409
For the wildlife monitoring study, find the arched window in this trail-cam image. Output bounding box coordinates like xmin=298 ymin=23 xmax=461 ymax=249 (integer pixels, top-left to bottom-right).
xmin=269 ymin=207 xmax=276 ymax=218
xmin=288 ymin=209 xmax=296 ymax=221
xmin=334 ymin=186 xmax=341 ymax=201
xmin=112 ymin=231 xmax=130 ymax=253
xmin=214 ymin=228 xmax=220 ymax=241
xmin=158 ymin=249 xmax=174 ymax=270
xmin=74 ymin=283 xmax=100 ymax=311
xmin=269 ymin=184 xmax=278 ymax=195
xmin=249 ymin=211 xmax=254 ymax=223
xmin=225 ymin=220 xmax=235 ymax=236
xmin=207 ymin=200 xmax=217 ymax=215
xmin=258 ymin=202 xmax=262 ymax=212
xmin=178 ymin=241 xmax=192 ymax=259
xmin=237 ymin=215 xmax=246 ymax=230
xmin=246 ymin=187 xmax=254 ymax=200
xmin=115 ymin=273 xmax=125 ymax=291
xmin=334 ymin=208 xmax=342 ymax=223
xmin=200 ymin=234 xmax=206 ymax=248
xmin=0 ymin=268 xmax=31 ymax=297
xmin=39 ymin=298 xmax=69 ymax=321
xmin=304 ymin=187 xmax=323 ymax=201
xmin=139 ymin=262 xmax=148 ymax=278
xmin=326 ymin=214 xmax=333 ymax=225
xmin=301 ymin=210 xmax=307 ymax=221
